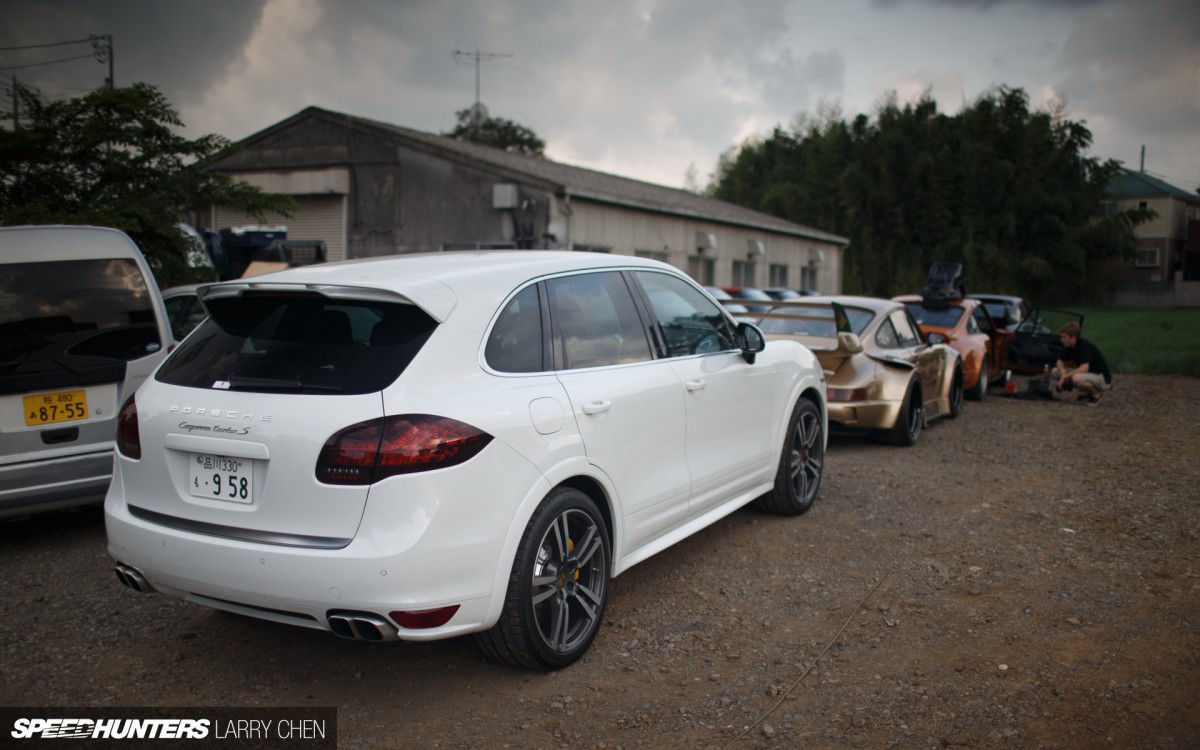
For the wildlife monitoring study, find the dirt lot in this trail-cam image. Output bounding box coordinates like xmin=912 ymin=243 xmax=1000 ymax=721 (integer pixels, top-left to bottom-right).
xmin=2 ymin=373 xmax=1198 ymax=749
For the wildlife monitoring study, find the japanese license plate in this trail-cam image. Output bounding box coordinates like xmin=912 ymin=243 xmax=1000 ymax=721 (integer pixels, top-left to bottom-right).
xmin=189 ymin=453 xmax=254 ymax=504
xmin=24 ymin=389 xmax=89 ymax=427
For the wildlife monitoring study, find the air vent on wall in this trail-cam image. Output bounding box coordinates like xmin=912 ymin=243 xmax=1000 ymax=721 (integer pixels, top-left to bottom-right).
xmin=493 ymin=184 xmax=518 ymax=210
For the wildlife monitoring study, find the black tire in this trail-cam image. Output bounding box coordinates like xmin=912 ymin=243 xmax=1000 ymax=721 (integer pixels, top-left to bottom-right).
xmin=967 ymin=357 xmax=988 ymax=401
xmin=948 ymin=364 xmax=965 ymax=418
xmin=883 ymin=379 xmax=923 ymax=446
xmin=475 ymin=487 xmax=610 ymax=670
xmin=754 ymin=398 xmax=824 ymax=515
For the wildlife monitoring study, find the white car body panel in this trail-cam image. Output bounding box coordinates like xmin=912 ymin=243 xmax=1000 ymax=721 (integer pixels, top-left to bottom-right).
xmin=556 ymin=360 xmax=691 ymax=554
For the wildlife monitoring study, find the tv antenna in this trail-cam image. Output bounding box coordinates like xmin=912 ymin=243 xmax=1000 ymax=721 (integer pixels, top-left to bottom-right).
xmin=452 ymin=46 xmax=512 ymax=127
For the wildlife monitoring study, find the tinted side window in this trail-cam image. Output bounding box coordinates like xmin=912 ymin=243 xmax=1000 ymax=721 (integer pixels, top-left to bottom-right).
xmin=157 ymin=294 xmax=436 ymax=394
xmin=547 ymin=273 xmax=652 ymax=369
xmin=635 ymin=271 xmax=735 ymax=356
xmin=485 ymin=285 xmax=544 ymax=373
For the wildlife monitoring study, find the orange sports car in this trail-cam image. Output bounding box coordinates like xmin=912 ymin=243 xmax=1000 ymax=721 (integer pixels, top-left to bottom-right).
xmin=893 ymin=295 xmax=1011 ymax=400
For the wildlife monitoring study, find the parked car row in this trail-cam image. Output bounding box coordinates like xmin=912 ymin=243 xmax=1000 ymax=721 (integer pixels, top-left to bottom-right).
xmin=2 ymin=226 xmax=1066 ymax=673
xmin=737 ymin=280 xmax=1073 ymax=446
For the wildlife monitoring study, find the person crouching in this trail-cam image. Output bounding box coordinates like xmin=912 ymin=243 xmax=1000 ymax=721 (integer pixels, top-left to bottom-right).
xmin=1052 ymin=322 xmax=1112 ymax=405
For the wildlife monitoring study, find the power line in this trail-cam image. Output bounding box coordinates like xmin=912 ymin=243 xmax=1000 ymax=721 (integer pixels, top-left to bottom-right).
xmin=0 ymin=37 xmax=94 ymax=52
xmin=25 ymin=81 xmax=95 ymax=93
xmin=0 ymin=52 xmax=96 ymax=73
xmin=0 ymin=34 xmax=111 ymax=87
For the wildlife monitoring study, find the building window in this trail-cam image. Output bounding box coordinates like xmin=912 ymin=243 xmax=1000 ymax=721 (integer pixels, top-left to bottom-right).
xmin=732 ymin=260 xmax=756 ymax=287
xmin=1138 ymin=201 xmax=1148 ymax=211
xmin=1096 ymin=201 xmax=1119 ymax=218
xmin=768 ymin=264 xmax=789 ymax=288
xmin=688 ymin=256 xmax=715 ymax=285
xmin=574 ymin=244 xmax=612 ymax=253
xmin=1135 ymin=247 xmax=1159 ymax=268
xmin=800 ymin=266 xmax=817 ymax=292
xmin=635 ymin=248 xmax=670 ymax=263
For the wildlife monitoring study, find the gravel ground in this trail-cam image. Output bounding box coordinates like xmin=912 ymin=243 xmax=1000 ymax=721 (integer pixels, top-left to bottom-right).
xmin=1 ymin=373 xmax=1198 ymax=749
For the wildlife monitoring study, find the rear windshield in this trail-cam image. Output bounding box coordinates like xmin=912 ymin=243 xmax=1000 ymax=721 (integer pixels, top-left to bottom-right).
xmin=0 ymin=258 xmax=163 ymax=369
xmin=156 ymin=292 xmax=436 ymax=395
xmin=980 ymin=302 xmax=1003 ymax=315
xmin=904 ymin=303 xmax=964 ymax=329
xmin=758 ymin=305 xmax=873 ymax=338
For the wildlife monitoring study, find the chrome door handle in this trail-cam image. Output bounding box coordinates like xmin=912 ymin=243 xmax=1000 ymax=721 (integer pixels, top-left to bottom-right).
xmin=581 ymin=400 xmax=611 ymax=415
xmin=685 ymin=379 xmax=706 ymax=392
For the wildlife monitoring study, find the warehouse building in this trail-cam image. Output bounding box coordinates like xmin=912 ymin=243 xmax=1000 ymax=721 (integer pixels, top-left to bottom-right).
xmin=207 ymin=107 xmax=848 ymax=292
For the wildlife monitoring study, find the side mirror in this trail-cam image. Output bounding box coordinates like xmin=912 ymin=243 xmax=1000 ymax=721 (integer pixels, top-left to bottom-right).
xmin=927 ymin=331 xmax=947 ymax=345
xmin=837 ymin=331 xmax=863 ymax=354
xmin=736 ymin=322 xmax=766 ymax=364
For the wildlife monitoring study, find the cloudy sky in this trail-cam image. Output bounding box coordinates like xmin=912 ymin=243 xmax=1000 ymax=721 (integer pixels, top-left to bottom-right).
xmin=2 ymin=0 xmax=1197 ymax=191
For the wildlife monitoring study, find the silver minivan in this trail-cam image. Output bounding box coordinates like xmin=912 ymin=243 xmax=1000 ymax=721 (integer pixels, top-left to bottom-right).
xmin=1 ymin=226 xmax=171 ymax=518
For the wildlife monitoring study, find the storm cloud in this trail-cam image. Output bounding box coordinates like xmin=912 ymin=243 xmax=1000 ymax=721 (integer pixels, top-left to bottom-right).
xmin=1 ymin=0 xmax=1196 ymax=189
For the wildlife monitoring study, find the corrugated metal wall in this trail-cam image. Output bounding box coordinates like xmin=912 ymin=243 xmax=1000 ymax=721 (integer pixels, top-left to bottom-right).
xmin=213 ymin=195 xmax=347 ymax=262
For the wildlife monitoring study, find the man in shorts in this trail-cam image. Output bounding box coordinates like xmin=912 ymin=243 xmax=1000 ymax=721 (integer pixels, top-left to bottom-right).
xmin=1052 ymin=321 xmax=1112 ymax=405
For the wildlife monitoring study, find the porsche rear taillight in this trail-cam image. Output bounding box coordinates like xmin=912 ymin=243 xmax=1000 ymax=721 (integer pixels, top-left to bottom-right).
xmin=116 ymin=395 xmax=141 ymax=459
xmin=827 ymin=387 xmax=869 ymax=403
xmin=316 ymin=415 xmax=493 ymax=485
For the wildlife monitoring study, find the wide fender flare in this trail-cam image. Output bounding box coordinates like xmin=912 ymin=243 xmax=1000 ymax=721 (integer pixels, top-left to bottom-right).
xmin=867 ymin=352 xmax=916 ymax=371
xmin=942 ymin=349 xmax=964 ymax=400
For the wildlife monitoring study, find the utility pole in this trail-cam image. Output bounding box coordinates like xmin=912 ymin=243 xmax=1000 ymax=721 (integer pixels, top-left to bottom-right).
xmin=91 ymin=34 xmax=112 ymax=88
xmin=11 ymin=75 xmax=18 ymax=128
xmin=452 ymin=47 xmax=511 ymax=134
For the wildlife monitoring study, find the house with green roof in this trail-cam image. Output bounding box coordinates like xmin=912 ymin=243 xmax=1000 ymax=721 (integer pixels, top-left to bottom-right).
xmin=1101 ymin=168 xmax=1200 ymax=306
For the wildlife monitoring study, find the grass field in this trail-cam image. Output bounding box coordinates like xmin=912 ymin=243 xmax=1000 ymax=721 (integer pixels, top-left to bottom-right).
xmin=1073 ymin=307 xmax=1200 ymax=377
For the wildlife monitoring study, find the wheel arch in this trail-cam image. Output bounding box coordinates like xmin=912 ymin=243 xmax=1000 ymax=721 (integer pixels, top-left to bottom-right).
xmin=481 ymin=461 xmax=618 ymax=632
xmin=797 ymin=385 xmax=828 ymax=450
xmin=558 ymin=474 xmax=616 ymax=556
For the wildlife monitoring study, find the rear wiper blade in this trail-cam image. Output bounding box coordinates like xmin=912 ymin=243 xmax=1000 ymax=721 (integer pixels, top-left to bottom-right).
xmin=225 ymin=376 xmax=343 ymax=393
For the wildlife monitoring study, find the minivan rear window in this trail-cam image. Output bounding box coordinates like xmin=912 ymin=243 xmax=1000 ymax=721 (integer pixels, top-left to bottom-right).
xmin=156 ymin=293 xmax=436 ymax=395
xmin=0 ymin=258 xmax=162 ymax=371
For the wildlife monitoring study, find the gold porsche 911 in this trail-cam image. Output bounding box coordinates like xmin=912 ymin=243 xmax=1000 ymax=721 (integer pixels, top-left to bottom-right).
xmin=758 ymin=296 xmax=964 ymax=445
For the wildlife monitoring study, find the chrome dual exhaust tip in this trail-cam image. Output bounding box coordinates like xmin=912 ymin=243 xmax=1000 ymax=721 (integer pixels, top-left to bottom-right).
xmin=114 ymin=563 xmax=156 ymax=593
xmin=327 ymin=611 xmax=399 ymax=642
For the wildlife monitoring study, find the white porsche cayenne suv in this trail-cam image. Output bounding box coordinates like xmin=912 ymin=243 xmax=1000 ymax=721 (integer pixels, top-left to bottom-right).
xmin=106 ymin=251 xmax=827 ymax=669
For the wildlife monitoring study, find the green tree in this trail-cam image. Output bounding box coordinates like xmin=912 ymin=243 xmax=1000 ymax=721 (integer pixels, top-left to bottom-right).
xmin=443 ymin=107 xmax=545 ymax=157
xmin=0 ymin=82 xmax=295 ymax=286
xmin=709 ymin=86 xmax=1140 ymax=304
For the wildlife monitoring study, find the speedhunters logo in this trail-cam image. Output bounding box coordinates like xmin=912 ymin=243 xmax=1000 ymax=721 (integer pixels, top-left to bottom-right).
xmin=11 ymin=718 xmax=209 ymax=739
xmin=2 ymin=708 xmax=335 ymax=748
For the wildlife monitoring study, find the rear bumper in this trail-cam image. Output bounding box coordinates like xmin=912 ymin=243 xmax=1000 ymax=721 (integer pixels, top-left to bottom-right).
xmin=106 ymin=496 xmax=498 ymax=641
xmin=0 ymin=449 xmax=112 ymax=518
xmin=827 ymin=400 xmax=902 ymax=431
xmin=104 ymin=446 xmax=550 ymax=642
